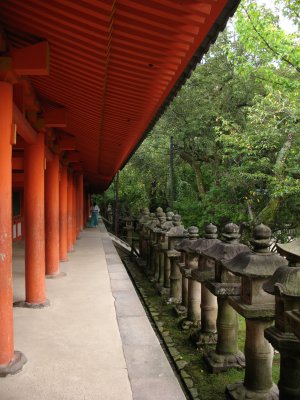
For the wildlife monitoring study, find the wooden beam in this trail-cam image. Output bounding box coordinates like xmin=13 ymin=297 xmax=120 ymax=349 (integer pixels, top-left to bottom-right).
xmin=13 ymin=103 xmax=37 ymax=144
xmin=71 ymin=163 xmax=83 ymax=172
xmin=12 ymin=172 xmax=24 ymax=187
xmin=13 ymin=84 xmax=25 ymax=113
xmin=56 ymin=132 xmax=76 ymax=151
xmin=65 ymin=152 xmax=81 ymax=163
xmin=11 ymin=41 xmax=50 ymax=76
xmin=12 ymin=156 xmax=24 ymax=171
xmin=45 ymin=108 xmax=67 ymax=128
xmin=45 ymin=147 xmax=53 ymax=162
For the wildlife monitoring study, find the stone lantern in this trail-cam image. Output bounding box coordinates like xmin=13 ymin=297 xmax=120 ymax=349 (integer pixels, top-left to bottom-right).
xmin=157 ymin=212 xmax=167 ymax=286
xmin=151 ymin=208 xmax=165 ymax=281
xmin=203 ymin=223 xmax=249 ymax=372
xmin=223 ymin=224 xmax=288 ymax=400
xmin=107 ymin=203 xmax=113 ymax=225
xmin=147 ymin=213 xmax=160 ymax=275
xmin=138 ymin=207 xmax=150 ymax=258
xmin=143 ymin=213 xmax=156 ymax=270
xmin=166 ymin=218 xmax=188 ymax=303
xmin=157 ymin=213 xmax=176 ymax=293
xmin=135 ymin=208 xmax=150 ymax=268
xmin=286 ymin=310 xmax=300 ymax=340
xmin=123 ymin=216 xmax=134 ymax=247
xmin=191 ymin=223 xmax=220 ymax=345
xmin=264 ymin=239 xmax=300 ymax=400
xmin=176 ymin=226 xmax=199 ymax=316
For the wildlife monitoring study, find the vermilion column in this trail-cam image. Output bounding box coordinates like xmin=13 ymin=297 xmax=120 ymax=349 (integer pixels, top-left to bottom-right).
xmin=78 ymin=174 xmax=84 ymax=231
xmin=72 ymin=174 xmax=77 ymax=244
xmin=45 ymin=154 xmax=63 ymax=277
xmin=87 ymin=192 xmax=91 ymax=223
xmin=83 ymin=190 xmax=87 ymax=227
xmin=67 ymin=170 xmax=74 ymax=252
xmin=76 ymin=174 xmax=80 ymax=237
xmin=0 ymin=82 xmax=26 ymax=376
xmin=23 ymin=132 xmax=49 ymax=307
xmin=59 ymin=165 xmax=68 ymax=261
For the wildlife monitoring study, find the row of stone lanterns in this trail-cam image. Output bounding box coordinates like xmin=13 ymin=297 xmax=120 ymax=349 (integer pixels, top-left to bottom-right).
xmin=134 ymin=207 xmax=300 ymax=400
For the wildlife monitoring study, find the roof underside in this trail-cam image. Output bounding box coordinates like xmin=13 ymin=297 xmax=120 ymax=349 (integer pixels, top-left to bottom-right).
xmin=1 ymin=0 xmax=240 ymax=191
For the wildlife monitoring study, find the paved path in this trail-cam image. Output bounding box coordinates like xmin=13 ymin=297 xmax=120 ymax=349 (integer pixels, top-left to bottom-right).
xmin=0 ymin=223 xmax=186 ymax=400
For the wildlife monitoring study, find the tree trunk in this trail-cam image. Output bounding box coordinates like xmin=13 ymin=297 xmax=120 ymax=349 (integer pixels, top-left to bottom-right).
xmin=256 ymin=133 xmax=293 ymax=224
xmin=179 ymin=151 xmax=206 ymax=199
xmin=192 ymin=160 xmax=206 ymax=199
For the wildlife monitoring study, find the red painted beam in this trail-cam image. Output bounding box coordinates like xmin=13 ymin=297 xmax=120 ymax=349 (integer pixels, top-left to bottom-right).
xmin=12 ymin=156 xmax=23 ymax=171
xmin=45 ymin=108 xmax=68 ymax=128
xmin=11 ymin=41 xmax=50 ymax=76
xmin=56 ymin=133 xmax=77 ymax=151
xmin=12 ymin=172 xmax=24 ymax=186
xmin=13 ymin=103 xmax=37 ymax=144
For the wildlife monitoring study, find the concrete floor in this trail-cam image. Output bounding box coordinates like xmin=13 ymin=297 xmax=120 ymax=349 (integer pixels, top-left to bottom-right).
xmin=0 ymin=223 xmax=186 ymax=400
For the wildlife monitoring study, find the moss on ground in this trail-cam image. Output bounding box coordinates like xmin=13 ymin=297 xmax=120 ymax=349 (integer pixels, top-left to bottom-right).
xmin=120 ymin=253 xmax=280 ymax=400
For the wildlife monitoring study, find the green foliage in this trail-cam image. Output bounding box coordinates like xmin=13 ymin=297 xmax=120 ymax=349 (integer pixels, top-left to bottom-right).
xmin=101 ymin=1 xmax=300 ymax=232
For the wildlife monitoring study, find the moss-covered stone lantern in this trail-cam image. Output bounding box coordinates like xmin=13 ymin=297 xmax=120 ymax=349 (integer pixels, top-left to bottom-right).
xmin=175 ymin=226 xmax=199 ymax=316
xmin=138 ymin=207 xmax=150 ymax=259
xmin=143 ymin=213 xmax=156 ymax=270
xmin=159 ymin=213 xmax=177 ymax=289
xmin=224 ymin=224 xmax=287 ymax=400
xmin=151 ymin=209 xmax=165 ymax=282
xmin=203 ymin=223 xmax=249 ymax=372
xmin=123 ymin=216 xmax=134 ymax=247
xmin=286 ymin=310 xmax=300 ymax=340
xmin=107 ymin=203 xmax=113 ymax=225
xmin=166 ymin=219 xmax=188 ymax=304
xmin=191 ymin=223 xmax=220 ymax=345
xmin=264 ymin=239 xmax=300 ymax=400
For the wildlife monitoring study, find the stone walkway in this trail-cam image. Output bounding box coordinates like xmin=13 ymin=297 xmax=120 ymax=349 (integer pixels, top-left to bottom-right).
xmin=0 ymin=223 xmax=186 ymax=400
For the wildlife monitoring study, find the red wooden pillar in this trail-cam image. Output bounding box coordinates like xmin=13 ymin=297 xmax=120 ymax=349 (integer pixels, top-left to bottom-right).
xmin=73 ymin=173 xmax=77 ymax=241
xmin=78 ymin=174 xmax=84 ymax=231
xmin=72 ymin=174 xmax=77 ymax=244
xmin=59 ymin=165 xmax=68 ymax=261
xmin=45 ymin=154 xmax=63 ymax=277
xmin=87 ymin=192 xmax=91 ymax=223
xmin=67 ymin=170 xmax=74 ymax=252
xmin=23 ymin=132 xmax=49 ymax=307
xmin=76 ymin=174 xmax=80 ymax=236
xmin=83 ymin=189 xmax=87 ymax=227
xmin=0 ymin=82 xmax=26 ymax=376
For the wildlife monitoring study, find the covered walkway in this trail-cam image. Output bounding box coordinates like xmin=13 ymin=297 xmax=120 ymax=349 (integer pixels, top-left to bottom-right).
xmin=1 ymin=223 xmax=186 ymax=400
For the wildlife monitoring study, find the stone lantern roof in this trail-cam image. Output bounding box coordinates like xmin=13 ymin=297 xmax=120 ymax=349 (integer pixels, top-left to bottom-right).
xmin=175 ymin=238 xmax=189 ymax=251
xmin=139 ymin=207 xmax=150 ymax=224
xmin=167 ymin=226 xmax=187 ymax=238
xmin=223 ymin=224 xmax=287 ymax=278
xmin=190 ymin=223 xmax=220 ymax=254
xmin=202 ymin=223 xmax=248 ymax=262
xmin=166 ymin=211 xmax=174 ymax=221
xmin=175 ymin=227 xmax=198 ymax=252
xmin=263 ymin=266 xmax=300 ymax=297
xmin=276 ymin=239 xmax=300 ymax=266
xmin=263 ymin=238 xmax=300 ymax=296
xmin=172 ymin=214 xmax=182 ymax=226
xmin=161 ymin=219 xmax=175 ymax=231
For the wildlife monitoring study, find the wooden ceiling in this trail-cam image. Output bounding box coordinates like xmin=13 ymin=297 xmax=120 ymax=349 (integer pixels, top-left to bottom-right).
xmin=1 ymin=0 xmax=240 ymax=191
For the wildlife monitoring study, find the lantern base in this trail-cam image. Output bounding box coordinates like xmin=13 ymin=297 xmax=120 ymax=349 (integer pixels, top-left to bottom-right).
xmin=180 ymin=318 xmax=200 ymax=330
xmin=190 ymin=329 xmax=218 ymax=347
xmin=226 ymin=382 xmax=278 ymax=400
xmin=173 ymin=304 xmax=187 ymax=317
xmin=204 ymin=349 xmax=245 ymax=373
